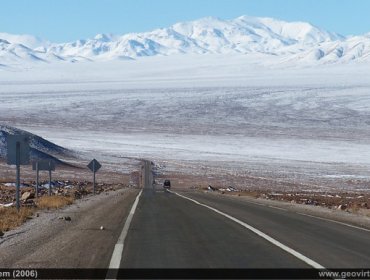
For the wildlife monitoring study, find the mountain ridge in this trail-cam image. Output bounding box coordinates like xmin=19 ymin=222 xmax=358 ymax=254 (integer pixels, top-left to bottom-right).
xmin=0 ymin=15 xmax=369 ymax=67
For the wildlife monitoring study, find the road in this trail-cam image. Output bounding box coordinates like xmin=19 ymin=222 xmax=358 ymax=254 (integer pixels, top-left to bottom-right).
xmin=118 ymin=162 xmax=370 ymax=269
xmin=2 ymin=160 xmax=369 ymax=274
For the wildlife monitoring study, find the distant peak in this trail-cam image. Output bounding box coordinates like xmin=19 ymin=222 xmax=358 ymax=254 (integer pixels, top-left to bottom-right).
xmin=94 ymin=33 xmax=113 ymax=42
xmin=0 ymin=38 xmax=10 ymax=44
xmin=197 ymin=16 xmax=223 ymax=22
xmin=173 ymin=16 xmax=225 ymax=27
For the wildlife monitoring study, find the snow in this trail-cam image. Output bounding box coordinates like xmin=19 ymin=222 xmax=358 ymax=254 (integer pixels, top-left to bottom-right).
xmin=0 ymin=52 xmax=370 ymax=192
xmin=0 ymin=15 xmax=369 ymax=68
xmin=0 ymin=32 xmax=49 ymax=49
xmin=1 ymin=16 xmax=370 ymax=191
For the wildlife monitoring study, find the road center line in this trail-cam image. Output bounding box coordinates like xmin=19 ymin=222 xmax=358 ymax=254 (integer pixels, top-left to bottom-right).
xmin=108 ymin=189 xmax=143 ymax=269
xmin=171 ymin=191 xmax=325 ymax=270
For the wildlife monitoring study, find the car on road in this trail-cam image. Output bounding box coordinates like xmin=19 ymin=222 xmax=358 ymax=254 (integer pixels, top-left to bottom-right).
xmin=163 ymin=179 xmax=171 ymax=189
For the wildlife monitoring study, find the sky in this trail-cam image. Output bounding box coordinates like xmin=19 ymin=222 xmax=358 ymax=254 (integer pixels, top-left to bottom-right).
xmin=1 ymin=0 xmax=370 ymax=42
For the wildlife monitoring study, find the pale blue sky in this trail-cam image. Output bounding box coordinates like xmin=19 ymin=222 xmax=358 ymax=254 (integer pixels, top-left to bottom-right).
xmin=1 ymin=0 xmax=370 ymax=42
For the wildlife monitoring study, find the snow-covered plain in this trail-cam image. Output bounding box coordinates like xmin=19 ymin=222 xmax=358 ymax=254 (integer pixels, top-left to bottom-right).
xmin=1 ymin=54 xmax=370 ymax=191
xmin=1 ymin=14 xmax=370 ymax=191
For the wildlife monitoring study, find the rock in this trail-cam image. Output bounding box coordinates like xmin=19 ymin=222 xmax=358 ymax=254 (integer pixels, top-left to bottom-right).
xmin=23 ymin=199 xmax=36 ymax=206
xmin=337 ymin=204 xmax=347 ymax=210
xmin=64 ymin=216 xmax=71 ymax=221
xmin=100 ymin=226 xmax=104 ymax=230
xmin=0 ymin=230 xmax=4 ymax=237
xmin=21 ymin=191 xmax=34 ymax=201
xmin=360 ymin=202 xmax=368 ymax=208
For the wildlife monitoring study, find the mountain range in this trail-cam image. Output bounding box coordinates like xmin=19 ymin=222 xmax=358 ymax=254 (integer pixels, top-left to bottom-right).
xmin=1 ymin=15 xmax=370 ymax=67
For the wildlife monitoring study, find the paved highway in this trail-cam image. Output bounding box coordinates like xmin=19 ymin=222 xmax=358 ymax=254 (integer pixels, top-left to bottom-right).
xmin=115 ymin=161 xmax=370 ymax=269
xmin=2 ymin=159 xmax=369 ymax=278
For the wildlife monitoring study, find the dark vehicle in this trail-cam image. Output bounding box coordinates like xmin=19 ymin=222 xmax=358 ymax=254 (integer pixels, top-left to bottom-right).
xmin=163 ymin=179 xmax=171 ymax=189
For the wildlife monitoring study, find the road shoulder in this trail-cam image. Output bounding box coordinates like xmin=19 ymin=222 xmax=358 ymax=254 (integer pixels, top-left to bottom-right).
xmin=0 ymin=188 xmax=140 ymax=268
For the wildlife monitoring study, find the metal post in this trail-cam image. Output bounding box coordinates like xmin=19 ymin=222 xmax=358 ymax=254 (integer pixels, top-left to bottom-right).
xmin=36 ymin=162 xmax=39 ymax=198
xmin=93 ymin=171 xmax=96 ymax=195
xmin=48 ymin=168 xmax=52 ymax=196
xmin=16 ymin=142 xmax=20 ymax=212
xmin=93 ymin=160 xmax=96 ymax=195
xmin=141 ymin=164 xmax=144 ymax=189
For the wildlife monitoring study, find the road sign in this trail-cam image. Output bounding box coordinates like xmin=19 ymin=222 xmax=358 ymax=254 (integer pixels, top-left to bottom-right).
xmin=87 ymin=159 xmax=101 ymax=173
xmin=6 ymin=134 xmax=30 ymax=212
xmin=88 ymin=159 xmax=101 ymax=195
xmin=32 ymin=160 xmax=56 ymax=197
xmin=32 ymin=160 xmax=55 ymax=171
xmin=6 ymin=135 xmax=30 ymax=165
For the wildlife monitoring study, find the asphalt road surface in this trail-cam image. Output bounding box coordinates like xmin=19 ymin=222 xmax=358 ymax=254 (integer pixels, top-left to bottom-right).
xmin=118 ymin=163 xmax=370 ymax=269
xmin=2 ymin=160 xmax=369 ymax=273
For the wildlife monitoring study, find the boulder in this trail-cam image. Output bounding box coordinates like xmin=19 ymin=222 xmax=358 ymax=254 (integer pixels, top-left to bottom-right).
xmin=360 ymin=202 xmax=368 ymax=208
xmin=21 ymin=191 xmax=34 ymax=201
xmin=337 ymin=204 xmax=347 ymax=210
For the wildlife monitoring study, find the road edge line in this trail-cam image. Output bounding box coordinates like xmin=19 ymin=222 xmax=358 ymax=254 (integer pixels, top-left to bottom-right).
xmin=108 ymin=189 xmax=143 ymax=270
xmin=296 ymin=212 xmax=370 ymax=232
xmin=171 ymin=191 xmax=326 ymax=270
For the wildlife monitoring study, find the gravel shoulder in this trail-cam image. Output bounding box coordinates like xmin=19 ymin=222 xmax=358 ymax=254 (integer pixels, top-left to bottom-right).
xmin=0 ymin=188 xmax=140 ymax=268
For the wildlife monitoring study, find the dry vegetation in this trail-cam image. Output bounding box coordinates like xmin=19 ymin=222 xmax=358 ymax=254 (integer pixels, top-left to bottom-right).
xmin=0 ymin=196 xmax=74 ymax=232
xmin=0 ymin=207 xmax=34 ymax=232
xmin=36 ymin=196 xmax=74 ymax=210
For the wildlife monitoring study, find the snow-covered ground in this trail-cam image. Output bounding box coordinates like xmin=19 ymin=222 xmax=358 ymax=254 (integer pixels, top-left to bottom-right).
xmin=1 ymin=55 xmax=370 ymax=191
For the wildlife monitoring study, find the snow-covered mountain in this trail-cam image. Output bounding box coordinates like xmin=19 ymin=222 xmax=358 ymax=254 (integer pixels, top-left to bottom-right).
xmin=0 ymin=32 xmax=49 ymax=49
xmin=1 ymin=15 xmax=370 ymax=67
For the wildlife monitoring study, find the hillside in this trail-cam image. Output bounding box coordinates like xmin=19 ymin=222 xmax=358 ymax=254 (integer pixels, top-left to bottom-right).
xmin=0 ymin=125 xmax=74 ymax=165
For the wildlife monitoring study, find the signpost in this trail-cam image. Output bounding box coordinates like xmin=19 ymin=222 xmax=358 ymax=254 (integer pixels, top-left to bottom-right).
xmin=87 ymin=159 xmax=101 ymax=195
xmin=32 ymin=160 xmax=55 ymax=196
xmin=6 ymin=135 xmax=30 ymax=211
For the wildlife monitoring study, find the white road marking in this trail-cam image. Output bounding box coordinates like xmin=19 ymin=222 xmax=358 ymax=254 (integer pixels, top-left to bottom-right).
xmin=237 ymin=196 xmax=369 ymax=232
xmin=171 ymin=191 xmax=325 ymax=269
xmin=296 ymin=212 xmax=370 ymax=232
xmin=108 ymin=189 xmax=143 ymax=269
